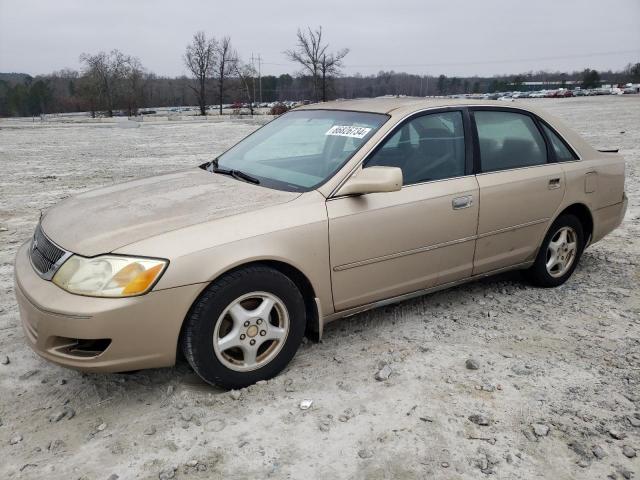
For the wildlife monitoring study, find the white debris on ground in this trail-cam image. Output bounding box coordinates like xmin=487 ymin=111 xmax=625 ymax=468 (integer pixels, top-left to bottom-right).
xmin=0 ymin=96 xmax=638 ymax=479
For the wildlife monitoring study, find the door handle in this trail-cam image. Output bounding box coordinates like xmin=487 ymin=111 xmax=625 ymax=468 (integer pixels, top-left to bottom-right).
xmin=452 ymin=195 xmax=473 ymax=210
xmin=548 ymin=178 xmax=561 ymax=189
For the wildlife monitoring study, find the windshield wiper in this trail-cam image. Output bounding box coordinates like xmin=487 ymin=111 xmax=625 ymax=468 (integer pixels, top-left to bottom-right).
xmin=228 ymin=169 xmax=260 ymax=184
xmin=207 ymin=158 xmax=260 ymax=185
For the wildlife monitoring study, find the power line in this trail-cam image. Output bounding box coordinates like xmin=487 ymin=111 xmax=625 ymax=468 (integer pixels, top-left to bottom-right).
xmin=260 ymin=49 xmax=639 ymax=69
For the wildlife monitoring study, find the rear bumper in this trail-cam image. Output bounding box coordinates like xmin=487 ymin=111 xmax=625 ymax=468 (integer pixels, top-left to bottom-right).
xmin=14 ymin=242 xmax=204 ymax=372
xmin=592 ymin=194 xmax=628 ymax=244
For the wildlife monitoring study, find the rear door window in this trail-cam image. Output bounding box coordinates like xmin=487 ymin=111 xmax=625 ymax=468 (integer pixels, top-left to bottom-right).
xmin=474 ymin=110 xmax=547 ymax=172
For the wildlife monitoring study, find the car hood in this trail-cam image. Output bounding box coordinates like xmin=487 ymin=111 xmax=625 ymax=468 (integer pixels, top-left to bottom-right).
xmin=41 ymin=168 xmax=300 ymax=257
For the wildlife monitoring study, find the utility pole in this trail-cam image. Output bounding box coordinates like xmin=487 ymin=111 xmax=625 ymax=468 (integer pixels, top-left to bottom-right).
xmin=250 ymin=53 xmax=256 ymax=106
xmin=257 ymin=54 xmax=262 ymax=103
xmin=250 ymin=53 xmax=263 ymax=105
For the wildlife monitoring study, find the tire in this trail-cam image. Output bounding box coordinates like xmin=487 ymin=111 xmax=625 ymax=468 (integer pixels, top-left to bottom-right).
xmin=525 ymin=214 xmax=584 ymax=288
xmin=181 ymin=265 xmax=306 ymax=389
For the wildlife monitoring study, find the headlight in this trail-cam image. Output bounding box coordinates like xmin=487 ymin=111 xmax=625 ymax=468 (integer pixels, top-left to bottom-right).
xmin=52 ymin=255 xmax=168 ymax=297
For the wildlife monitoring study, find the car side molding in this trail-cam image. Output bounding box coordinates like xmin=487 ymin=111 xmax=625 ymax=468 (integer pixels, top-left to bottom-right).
xmin=321 ymin=260 xmax=534 ymax=327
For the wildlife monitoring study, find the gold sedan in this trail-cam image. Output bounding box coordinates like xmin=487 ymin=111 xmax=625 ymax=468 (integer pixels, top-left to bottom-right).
xmin=14 ymin=98 xmax=627 ymax=388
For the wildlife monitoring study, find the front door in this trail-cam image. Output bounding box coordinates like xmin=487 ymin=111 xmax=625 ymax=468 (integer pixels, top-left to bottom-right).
xmin=327 ymin=109 xmax=479 ymax=311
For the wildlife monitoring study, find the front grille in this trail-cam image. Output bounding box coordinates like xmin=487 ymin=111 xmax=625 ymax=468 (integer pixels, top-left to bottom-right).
xmin=30 ymin=223 xmax=69 ymax=279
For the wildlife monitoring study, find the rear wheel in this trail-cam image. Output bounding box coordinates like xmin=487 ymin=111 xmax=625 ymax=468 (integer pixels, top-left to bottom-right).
xmin=181 ymin=266 xmax=306 ymax=389
xmin=526 ymin=214 xmax=584 ymax=287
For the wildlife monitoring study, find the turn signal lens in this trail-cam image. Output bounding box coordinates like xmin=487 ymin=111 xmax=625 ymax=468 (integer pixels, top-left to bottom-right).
xmin=52 ymin=255 xmax=168 ymax=297
xmin=122 ymin=264 xmax=164 ymax=295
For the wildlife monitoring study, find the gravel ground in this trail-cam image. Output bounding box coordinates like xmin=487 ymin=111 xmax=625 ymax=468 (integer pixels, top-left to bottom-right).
xmin=0 ymin=96 xmax=638 ymax=480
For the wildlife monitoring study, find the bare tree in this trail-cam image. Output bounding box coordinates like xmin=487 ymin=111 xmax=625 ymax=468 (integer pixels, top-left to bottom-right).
xmin=215 ymin=37 xmax=237 ymax=115
xmin=285 ymin=26 xmax=349 ymax=102
xmin=79 ymin=50 xmax=132 ymax=116
xmin=235 ymin=60 xmax=257 ymax=115
xmin=184 ymin=31 xmax=217 ymax=115
xmin=76 ymin=69 xmax=101 ymax=117
xmin=624 ymin=62 xmax=640 ymax=82
xmin=122 ymin=57 xmax=146 ymax=116
xmin=319 ymin=50 xmax=348 ymax=102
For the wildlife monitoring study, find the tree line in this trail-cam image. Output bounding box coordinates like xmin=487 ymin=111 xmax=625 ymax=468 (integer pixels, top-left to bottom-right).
xmin=0 ymin=26 xmax=639 ymax=117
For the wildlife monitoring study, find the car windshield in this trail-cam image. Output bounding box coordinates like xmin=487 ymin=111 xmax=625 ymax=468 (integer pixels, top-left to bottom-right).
xmin=213 ymin=109 xmax=389 ymax=191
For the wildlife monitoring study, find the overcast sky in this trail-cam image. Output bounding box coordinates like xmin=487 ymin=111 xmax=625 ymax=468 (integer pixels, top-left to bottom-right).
xmin=1 ymin=0 xmax=638 ymax=78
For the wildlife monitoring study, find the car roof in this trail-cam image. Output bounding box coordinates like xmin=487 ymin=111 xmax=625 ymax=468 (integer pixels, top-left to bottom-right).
xmin=295 ymin=97 xmax=543 ymax=115
xmin=296 ymin=97 xmax=598 ymax=159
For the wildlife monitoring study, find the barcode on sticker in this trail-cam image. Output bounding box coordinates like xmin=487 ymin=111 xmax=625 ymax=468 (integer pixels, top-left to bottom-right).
xmin=325 ymin=125 xmax=372 ymax=139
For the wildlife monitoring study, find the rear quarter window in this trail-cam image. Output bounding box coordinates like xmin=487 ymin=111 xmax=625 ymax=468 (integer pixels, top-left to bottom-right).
xmin=540 ymin=123 xmax=578 ymax=161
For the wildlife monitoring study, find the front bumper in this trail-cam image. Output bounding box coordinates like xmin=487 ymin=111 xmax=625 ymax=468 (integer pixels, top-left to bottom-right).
xmin=14 ymin=242 xmax=204 ymax=372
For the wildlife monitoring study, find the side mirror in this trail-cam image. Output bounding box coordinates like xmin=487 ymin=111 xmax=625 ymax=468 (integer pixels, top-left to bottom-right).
xmin=336 ymin=166 xmax=403 ymax=196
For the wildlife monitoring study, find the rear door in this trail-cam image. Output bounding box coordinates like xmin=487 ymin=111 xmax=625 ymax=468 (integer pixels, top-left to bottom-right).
xmin=327 ymin=109 xmax=479 ymax=311
xmin=471 ymin=108 xmax=565 ymax=274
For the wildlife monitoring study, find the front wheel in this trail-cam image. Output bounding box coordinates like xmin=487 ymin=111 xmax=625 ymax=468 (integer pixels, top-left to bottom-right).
xmin=525 ymin=214 xmax=584 ymax=288
xmin=180 ymin=266 xmax=306 ymax=389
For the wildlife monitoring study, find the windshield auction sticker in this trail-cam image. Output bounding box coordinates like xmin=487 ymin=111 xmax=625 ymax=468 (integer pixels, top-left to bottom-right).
xmin=325 ymin=125 xmax=372 ymax=139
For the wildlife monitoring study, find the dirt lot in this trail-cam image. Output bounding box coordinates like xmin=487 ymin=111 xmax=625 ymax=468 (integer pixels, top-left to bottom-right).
xmin=0 ymin=96 xmax=638 ymax=480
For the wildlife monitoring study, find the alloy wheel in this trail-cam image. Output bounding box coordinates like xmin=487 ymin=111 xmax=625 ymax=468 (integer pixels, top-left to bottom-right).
xmin=545 ymin=226 xmax=578 ymax=278
xmin=212 ymin=292 xmax=289 ymax=372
